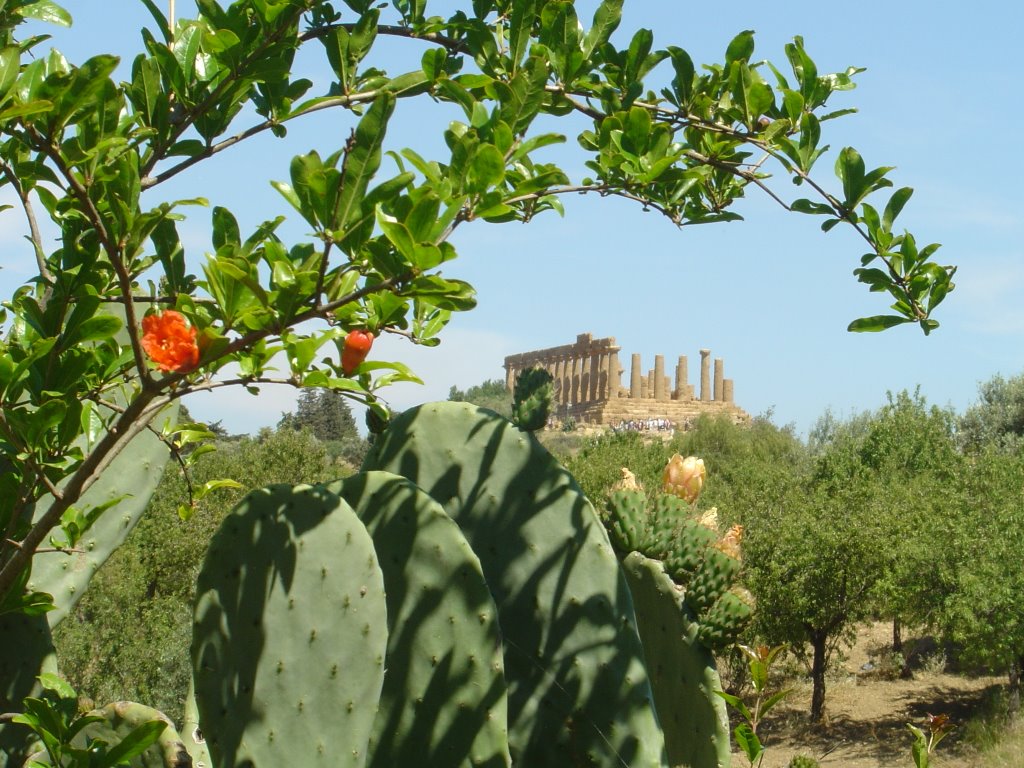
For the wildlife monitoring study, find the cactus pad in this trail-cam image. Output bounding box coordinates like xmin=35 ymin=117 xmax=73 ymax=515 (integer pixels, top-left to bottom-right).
xmin=622 ymin=552 xmax=731 ymax=768
xmin=191 ymin=484 xmax=387 ymax=768
xmin=325 ymin=471 xmax=511 ymax=768
xmin=363 ymin=401 xmax=666 ymax=768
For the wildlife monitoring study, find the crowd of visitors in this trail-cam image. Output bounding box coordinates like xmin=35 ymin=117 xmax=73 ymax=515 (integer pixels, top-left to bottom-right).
xmin=611 ymin=417 xmax=675 ymax=433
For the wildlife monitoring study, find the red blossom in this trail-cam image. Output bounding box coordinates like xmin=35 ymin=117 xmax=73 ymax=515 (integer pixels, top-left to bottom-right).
xmin=141 ymin=310 xmax=200 ymax=373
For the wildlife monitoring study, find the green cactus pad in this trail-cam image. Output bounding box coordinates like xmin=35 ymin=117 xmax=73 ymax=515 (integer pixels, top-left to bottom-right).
xmin=325 ymin=471 xmax=511 ymax=768
xmin=28 ymin=400 xmax=177 ymax=627
xmin=363 ymin=401 xmax=666 ymax=768
xmin=0 ymin=613 xmax=57 ymax=762
xmin=622 ymin=552 xmax=731 ymax=768
xmin=180 ymin=681 xmax=212 ymax=768
xmin=192 ymin=484 xmax=387 ymax=768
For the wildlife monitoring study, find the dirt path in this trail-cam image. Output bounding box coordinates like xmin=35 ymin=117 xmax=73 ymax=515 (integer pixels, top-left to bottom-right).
xmin=730 ymin=623 xmax=1005 ymax=768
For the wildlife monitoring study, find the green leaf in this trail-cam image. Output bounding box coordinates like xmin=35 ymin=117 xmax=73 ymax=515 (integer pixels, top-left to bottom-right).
xmin=583 ymin=0 xmax=623 ymax=58
xmin=467 ymin=143 xmax=505 ymax=194
xmin=847 ymin=315 xmax=909 ymax=332
xmin=19 ymin=0 xmax=72 ymax=26
xmin=334 ymin=92 xmax=395 ymax=234
xmin=100 ymin=720 xmax=168 ymax=768
xmin=725 ymin=30 xmax=755 ymax=65
xmin=883 ymin=187 xmax=914 ymax=231
xmin=0 ymin=45 xmax=21 ymax=98
xmin=508 ymin=0 xmax=538 ymax=70
xmin=70 ymin=315 xmax=123 ymax=343
xmin=733 ymin=723 xmax=763 ymax=764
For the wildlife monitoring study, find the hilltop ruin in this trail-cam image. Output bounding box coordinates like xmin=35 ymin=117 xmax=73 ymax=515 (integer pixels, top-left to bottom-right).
xmin=503 ymin=333 xmax=749 ymax=427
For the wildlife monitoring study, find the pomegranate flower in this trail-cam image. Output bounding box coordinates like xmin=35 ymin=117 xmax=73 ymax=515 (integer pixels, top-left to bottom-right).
xmin=662 ymin=454 xmax=706 ymax=504
xmin=141 ymin=310 xmax=199 ymax=373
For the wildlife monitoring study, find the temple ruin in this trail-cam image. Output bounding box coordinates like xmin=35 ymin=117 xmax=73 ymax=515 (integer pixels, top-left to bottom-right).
xmin=503 ymin=333 xmax=749 ymax=427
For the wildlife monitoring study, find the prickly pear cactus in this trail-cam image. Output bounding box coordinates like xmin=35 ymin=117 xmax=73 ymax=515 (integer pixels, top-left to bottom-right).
xmin=191 ymin=484 xmax=387 ymax=768
xmin=622 ymin=552 xmax=731 ymax=768
xmin=511 ymin=366 xmax=553 ymax=431
xmin=362 ymin=401 xmax=667 ymax=768
xmin=27 ymin=399 xmax=178 ymax=627
xmin=0 ymin=613 xmax=57 ymax=762
xmin=605 ymin=489 xmax=752 ymax=651
xmin=325 ymin=471 xmax=511 ymax=768
xmin=67 ymin=701 xmax=191 ymax=768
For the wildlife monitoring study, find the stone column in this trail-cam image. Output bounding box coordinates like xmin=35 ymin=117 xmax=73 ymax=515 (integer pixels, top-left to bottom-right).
xmin=700 ymin=349 xmax=711 ymax=402
xmin=570 ymin=356 xmax=581 ymax=404
xmin=647 ymin=370 xmax=655 ymax=398
xmin=724 ymin=379 xmax=734 ymax=404
xmin=505 ymin=362 xmax=515 ymax=393
xmin=580 ymin=355 xmax=591 ymax=404
xmin=590 ymin=351 xmax=602 ymax=401
xmin=654 ymin=355 xmax=666 ymax=401
xmin=674 ymin=355 xmax=688 ymax=400
xmin=630 ymin=353 xmax=642 ymax=399
xmin=714 ymin=358 xmax=724 ymax=402
xmin=607 ymin=350 xmax=622 ymax=398
xmin=554 ymin=358 xmax=566 ymax=404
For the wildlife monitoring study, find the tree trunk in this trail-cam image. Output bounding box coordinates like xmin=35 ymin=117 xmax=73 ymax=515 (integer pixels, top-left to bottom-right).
xmin=1009 ymin=656 xmax=1022 ymax=716
xmin=810 ymin=631 xmax=828 ymax=722
xmin=893 ymin=617 xmax=903 ymax=653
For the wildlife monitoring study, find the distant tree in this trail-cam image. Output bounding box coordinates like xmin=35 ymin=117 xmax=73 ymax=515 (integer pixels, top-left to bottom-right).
xmin=855 ymin=390 xmax=960 ymax=653
xmin=279 ymin=388 xmax=367 ymax=463
xmin=939 ymin=449 xmax=1024 ymax=713
xmin=744 ymin=473 xmax=889 ymax=723
xmin=958 ymin=372 xmax=1024 ymax=454
xmin=448 ymin=379 xmax=512 ymax=419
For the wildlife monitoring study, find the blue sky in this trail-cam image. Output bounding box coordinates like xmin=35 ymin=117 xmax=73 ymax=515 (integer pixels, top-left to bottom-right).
xmin=7 ymin=1 xmax=1023 ymax=436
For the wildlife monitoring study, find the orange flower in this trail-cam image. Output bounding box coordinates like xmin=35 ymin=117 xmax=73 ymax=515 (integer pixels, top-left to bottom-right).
xmin=141 ymin=310 xmax=199 ymax=373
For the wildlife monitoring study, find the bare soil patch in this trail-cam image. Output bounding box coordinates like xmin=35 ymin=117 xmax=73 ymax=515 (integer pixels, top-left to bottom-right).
xmin=730 ymin=623 xmax=1005 ymax=767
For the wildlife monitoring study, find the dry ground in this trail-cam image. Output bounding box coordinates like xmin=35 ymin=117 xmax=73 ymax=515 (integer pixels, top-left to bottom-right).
xmin=729 ymin=623 xmax=1009 ymax=768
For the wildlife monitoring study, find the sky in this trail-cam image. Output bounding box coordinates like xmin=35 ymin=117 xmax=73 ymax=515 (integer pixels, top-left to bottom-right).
xmin=5 ymin=1 xmax=1023 ymax=437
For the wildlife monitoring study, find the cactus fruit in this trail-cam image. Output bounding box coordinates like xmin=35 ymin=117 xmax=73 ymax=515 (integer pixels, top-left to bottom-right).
xmin=602 ymin=481 xmax=752 ymax=653
xmin=362 ymin=401 xmax=667 ymax=768
xmin=604 ymin=489 xmax=652 ymax=555
xmin=510 ymin=366 xmax=553 ymax=431
xmin=27 ymin=400 xmax=178 ymax=628
xmin=696 ymin=590 xmax=755 ymax=649
xmin=191 ymin=484 xmax=387 ymax=768
xmin=324 ymin=471 xmax=511 ymax=768
xmin=622 ymin=553 xmax=731 ymax=768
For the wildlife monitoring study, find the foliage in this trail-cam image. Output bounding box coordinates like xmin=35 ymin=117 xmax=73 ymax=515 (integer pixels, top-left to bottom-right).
xmin=52 ymin=427 xmax=340 ymax=724
xmin=938 ymin=448 xmax=1024 ymax=711
xmin=742 ymin=449 xmax=890 ymax=722
xmin=448 ymin=378 xmax=511 ymax=418
xmin=0 ymin=0 xmax=952 ymax=620
xmin=0 ymin=0 xmax=957 ymax=762
xmin=10 ymin=675 xmax=168 ymax=768
xmin=716 ymin=644 xmax=791 ymax=768
xmin=958 ymin=372 xmax=1024 ymax=455
xmin=279 ymin=386 xmax=368 ymax=463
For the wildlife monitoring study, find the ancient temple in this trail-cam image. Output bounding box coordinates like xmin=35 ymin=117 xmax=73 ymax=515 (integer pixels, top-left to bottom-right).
xmin=503 ymin=333 xmax=749 ymax=427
